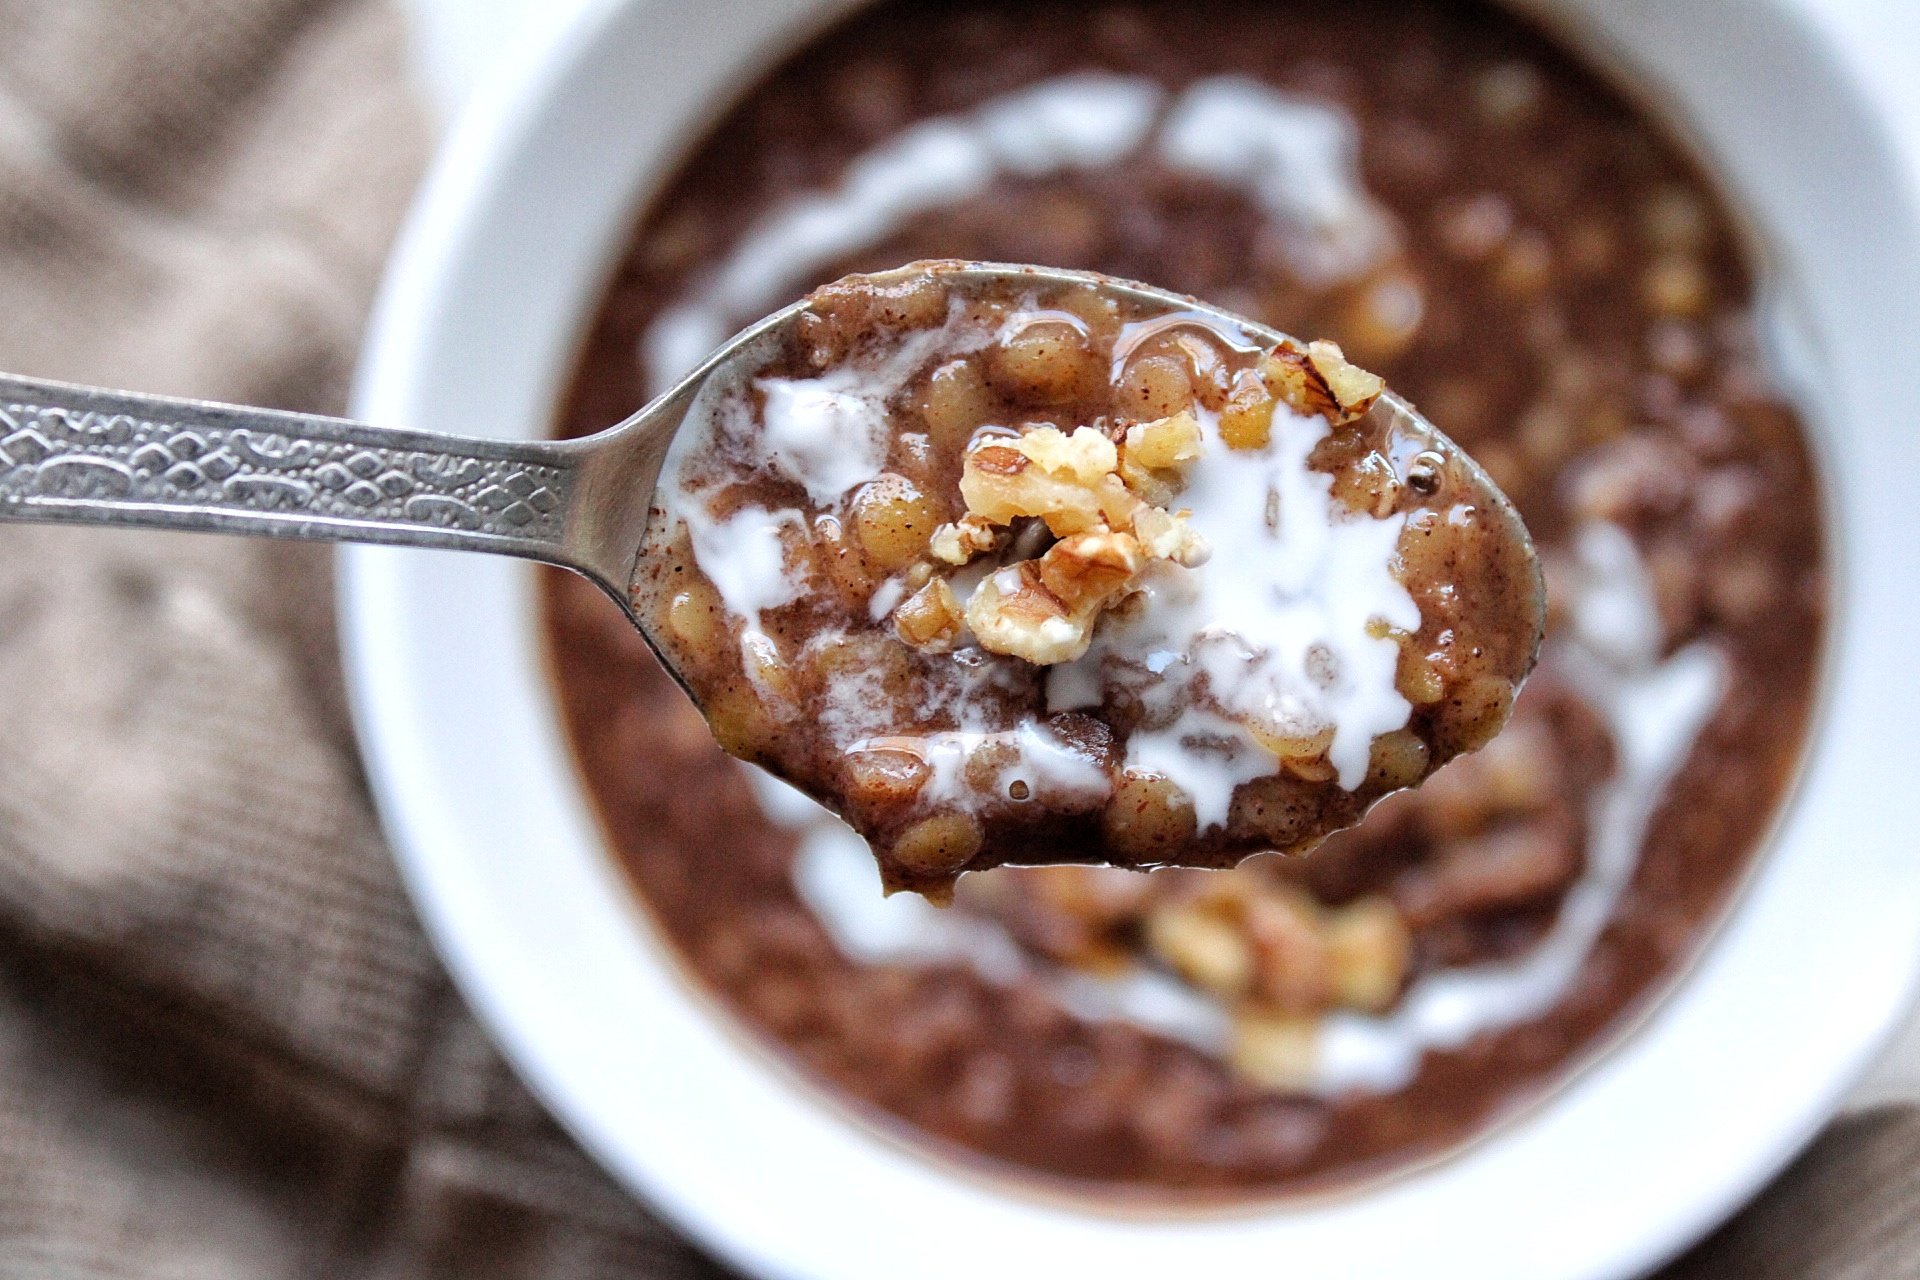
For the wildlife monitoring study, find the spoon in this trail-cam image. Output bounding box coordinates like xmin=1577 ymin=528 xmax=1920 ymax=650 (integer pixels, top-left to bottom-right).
xmin=0 ymin=262 xmax=1536 ymax=647
xmin=0 ymin=261 xmax=1544 ymax=892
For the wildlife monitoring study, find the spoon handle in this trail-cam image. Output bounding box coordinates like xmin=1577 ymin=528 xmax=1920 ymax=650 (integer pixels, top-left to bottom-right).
xmin=0 ymin=371 xmax=586 ymax=567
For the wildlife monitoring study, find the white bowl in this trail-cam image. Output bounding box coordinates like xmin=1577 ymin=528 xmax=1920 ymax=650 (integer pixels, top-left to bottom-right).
xmin=343 ymin=2 xmax=1920 ymax=1276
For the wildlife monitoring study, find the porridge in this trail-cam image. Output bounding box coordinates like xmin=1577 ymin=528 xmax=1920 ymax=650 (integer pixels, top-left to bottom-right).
xmin=637 ymin=262 xmax=1542 ymax=897
xmin=546 ymin=0 xmax=1824 ymax=1196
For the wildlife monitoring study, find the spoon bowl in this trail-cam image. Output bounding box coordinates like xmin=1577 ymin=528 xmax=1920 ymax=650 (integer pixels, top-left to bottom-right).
xmin=618 ymin=259 xmax=1546 ymax=891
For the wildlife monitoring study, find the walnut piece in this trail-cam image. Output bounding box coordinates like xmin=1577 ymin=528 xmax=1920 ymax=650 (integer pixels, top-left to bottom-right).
xmin=1124 ymin=410 xmax=1203 ymax=467
xmin=893 ymin=579 xmax=966 ymax=652
xmin=909 ymin=357 xmax=1268 ymax=668
xmin=1261 ymin=338 xmax=1385 ymax=426
xmin=958 ymin=437 xmax=1109 ymax=535
xmin=1037 ymin=529 xmax=1144 ymax=610
xmin=964 ymin=531 xmax=1145 ymax=664
xmin=1119 ymin=410 xmax=1203 ymax=505
xmin=1132 ymin=506 xmax=1210 ymax=567
xmin=1017 ymin=424 xmax=1117 ymax=482
xmin=1146 ymin=900 xmax=1254 ymax=997
xmin=964 ymin=564 xmax=1083 ymax=665
xmin=1144 ymin=874 xmax=1411 ymax=1017
xmin=930 ymin=514 xmax=999 ymax=565
xmin=926 ymin=406 xmax=1224 ymax=663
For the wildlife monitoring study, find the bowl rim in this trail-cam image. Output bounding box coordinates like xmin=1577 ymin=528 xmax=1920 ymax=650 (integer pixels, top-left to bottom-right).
xmin=344 ymin=1 xmax=1920 ymax=1276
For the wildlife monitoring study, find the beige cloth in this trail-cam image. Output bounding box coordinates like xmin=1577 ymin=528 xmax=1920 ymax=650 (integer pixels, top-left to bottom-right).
xmin=0 ymin=1 xmax=1903 ymax=1276
xmin=0 ymin=1 xmax=719 ymax=1276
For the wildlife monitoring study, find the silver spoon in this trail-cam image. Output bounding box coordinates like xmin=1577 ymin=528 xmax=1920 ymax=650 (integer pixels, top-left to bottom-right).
xmin=0 ymin=261 xmax=1542 ymax=690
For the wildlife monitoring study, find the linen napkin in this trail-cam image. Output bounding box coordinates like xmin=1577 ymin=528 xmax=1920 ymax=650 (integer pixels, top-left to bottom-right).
xmin=0 ymin=1 xmax=1906 ymax=1276
xmin=0 ymin=0 xmax=719 ymax=1275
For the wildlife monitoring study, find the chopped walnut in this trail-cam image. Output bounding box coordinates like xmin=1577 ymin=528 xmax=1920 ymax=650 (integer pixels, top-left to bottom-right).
xmin=1325 ymin=898 xmax=1411 ymax=1013
xmin=1242 ymin=889 xmax=1335 ymax=1011
xmin=965 ymin=531 xmax=1144 ymax=664
xmin=1132 ymin=506 xmax=1210 ymax=567
xmin=1038 ymin=529 xmax=1144 ymax=609
xmin=930 ymin=514 xmax=999 ymax=565
xmin=1017 ymin=425 xmax=1118 ymax=482
xmin=1119 ymin=410 xmax=1204 ymax=505
xmin=912 ymin=340 xmax=1384 ymax=673
xmin=1219 ymin=375 xmax=1278 ymax=452
xmin=893 ymin=579 xmax=966 ymax=651
xmin=1091 ymin=472 xmax=1145 ymax=528
xmin=958 ymin=439 xmax=1109 ymax=535
xmin=964 ymin=564 xmax=1084 ymax=665
xmin=1140 ymin=873 xmax=1411 ymax=1025
xmin=1261 ymin=338 xmax=1385 ymax=426
xmin=1123 ymin=410 xmax=1204 ymax=469
xmin=1146 ymin=900 xmax=1254 ymax=998
xmin=926 ymin=405 xmax=1218 ymax=662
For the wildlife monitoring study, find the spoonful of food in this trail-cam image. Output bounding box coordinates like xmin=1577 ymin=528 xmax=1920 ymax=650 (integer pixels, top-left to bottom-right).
xmin=0 ymin=260 xmax=1543 ymax=899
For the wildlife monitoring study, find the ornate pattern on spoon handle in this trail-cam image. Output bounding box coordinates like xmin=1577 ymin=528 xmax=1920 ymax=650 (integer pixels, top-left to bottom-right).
xmin=0 ymin=374 xmax=575 ymax=555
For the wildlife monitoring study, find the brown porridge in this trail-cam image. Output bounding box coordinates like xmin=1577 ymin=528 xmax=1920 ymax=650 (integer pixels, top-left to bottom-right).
xmin=545 ymin=0 xmax=1825 ymax=1197
xmin=636 ymin=261 xmax=1542 ymax=897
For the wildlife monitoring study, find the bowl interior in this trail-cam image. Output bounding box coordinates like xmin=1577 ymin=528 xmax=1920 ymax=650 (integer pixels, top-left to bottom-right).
xmin=345 ymin=1 xmax=1920 ymax=1277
